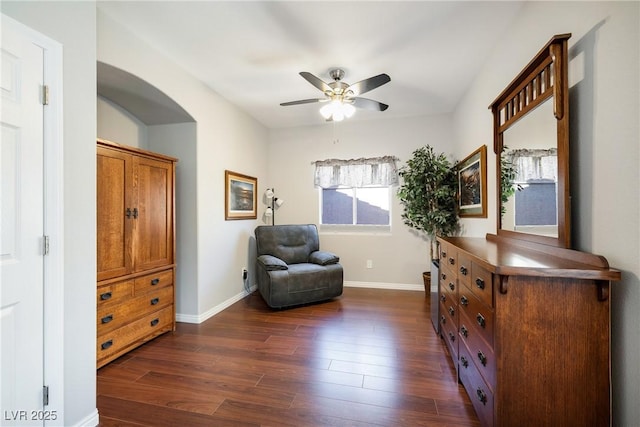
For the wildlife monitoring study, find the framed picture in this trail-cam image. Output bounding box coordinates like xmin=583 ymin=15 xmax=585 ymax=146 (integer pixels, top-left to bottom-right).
xmin=457 ymin=145 xmax=487 ymax=218
xmin=225 ymin=170 xmax=257 ymax=220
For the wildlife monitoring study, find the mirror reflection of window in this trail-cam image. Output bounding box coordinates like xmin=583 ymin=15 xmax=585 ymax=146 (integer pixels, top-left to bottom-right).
xmin=503 ymin=148 xmax=558 ymax=236
xmin=500 ymin=100 xmax=559 ymax=238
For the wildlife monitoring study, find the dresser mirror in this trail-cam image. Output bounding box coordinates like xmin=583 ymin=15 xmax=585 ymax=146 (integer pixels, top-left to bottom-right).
xmin=490 ymin=34 xmax=571 ymax=248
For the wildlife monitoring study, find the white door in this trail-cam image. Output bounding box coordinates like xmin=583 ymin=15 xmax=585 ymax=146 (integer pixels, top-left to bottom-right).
xmin=0 ymin=16 xmax=46 ymax=426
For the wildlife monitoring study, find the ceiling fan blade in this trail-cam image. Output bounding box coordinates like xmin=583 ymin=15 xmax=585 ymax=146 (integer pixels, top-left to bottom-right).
xmin=347 ymin=74 xmax=390 ymax=96
xmin=280 ymin=98 xmax=325 ymax=106
xmin=352 ymin=97 xmax=389 ymax=112
xmin=300 ymin=72 xmax=331 ymax=93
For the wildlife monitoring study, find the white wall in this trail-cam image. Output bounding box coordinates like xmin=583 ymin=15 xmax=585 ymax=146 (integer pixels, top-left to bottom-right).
xmin=452 ymin=2 xmax=640 ymax=424
xmin=1 ymin=2 xmax=97 ymax=426
xmin=97 ymin=10 xmax=269 ymax=320
xmin=268 ymin=114 xmax=454 ymax=286
xmin=148 ymin=123 xmax=199 ymax=317
xmin=97 ymin=96 xmax=148 ymax=148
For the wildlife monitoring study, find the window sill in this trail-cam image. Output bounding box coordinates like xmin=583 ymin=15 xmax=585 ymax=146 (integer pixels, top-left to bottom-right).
xmin=319 ymin=224 xmax=392 ymax=235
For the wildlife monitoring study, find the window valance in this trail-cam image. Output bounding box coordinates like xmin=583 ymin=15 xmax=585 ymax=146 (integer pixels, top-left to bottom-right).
xmin=313 ymin=156 xmax=399 ymax=188
xmin=504 ymin=148 xmax=557 ymax=182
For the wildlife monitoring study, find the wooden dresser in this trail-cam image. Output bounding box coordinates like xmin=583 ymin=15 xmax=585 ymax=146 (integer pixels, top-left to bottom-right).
xmin=96 ymin=139 xmax=177 ymax=368
xmin=437 ymin=234 xmax=620 ymax=426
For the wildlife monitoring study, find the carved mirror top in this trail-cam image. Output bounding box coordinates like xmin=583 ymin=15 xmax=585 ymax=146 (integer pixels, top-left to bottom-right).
xmin=490 ymin=34 xmax=571 ymax=248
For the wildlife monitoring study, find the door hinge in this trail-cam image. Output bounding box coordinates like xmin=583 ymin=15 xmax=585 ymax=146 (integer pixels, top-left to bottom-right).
xmin=43 ymin=385 xmax=49 ymax=406
xmin=43 ymin=235 xmax=50 ymax=256
xmin=42 ymin=85 xmax=49 ymax=105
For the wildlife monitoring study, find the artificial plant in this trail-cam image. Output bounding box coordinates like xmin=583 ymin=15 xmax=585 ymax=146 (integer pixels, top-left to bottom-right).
xmin=397 ymin=145 xmax=459 ymax=261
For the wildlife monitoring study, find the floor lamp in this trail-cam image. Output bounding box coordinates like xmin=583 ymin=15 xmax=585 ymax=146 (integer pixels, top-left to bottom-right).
xmin=264 ymin=188 xmax=284 ymax=225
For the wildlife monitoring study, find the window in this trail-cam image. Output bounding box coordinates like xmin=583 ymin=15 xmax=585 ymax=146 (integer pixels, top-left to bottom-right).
xmin=314 ymin=156 xmax=398 ymax=228
xmin=321 ymin=187 xmax=390 ymax=225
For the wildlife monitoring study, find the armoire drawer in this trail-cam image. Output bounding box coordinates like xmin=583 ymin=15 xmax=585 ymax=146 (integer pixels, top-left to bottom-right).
xmin=458 ymin=287 xmax=494 ymax=347
xmin=458 ymin=341 xmax=494 ymax=427
xmin=97 ymin=285 xmax=173 ymax=334
xmin=134 ymin=269 xmax=173 ymax=295
xmin=97 ymin=305 xmax=173 ymax=363
xmin=97 ymin=279 xmax=134 ymax=306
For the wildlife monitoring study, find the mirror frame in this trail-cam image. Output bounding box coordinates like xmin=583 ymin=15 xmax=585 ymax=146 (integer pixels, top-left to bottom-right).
xmin=490 ymin=34 xmax=571 ymax=248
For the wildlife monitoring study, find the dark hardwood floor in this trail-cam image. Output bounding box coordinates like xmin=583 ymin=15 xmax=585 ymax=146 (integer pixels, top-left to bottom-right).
xmin=97 ymin=287 xmax=480 ymax=426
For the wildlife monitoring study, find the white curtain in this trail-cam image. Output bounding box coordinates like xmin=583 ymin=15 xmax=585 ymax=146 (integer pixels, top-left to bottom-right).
xmin=504 ymin=148 xmax=557 ymax=182
xmin=313 ymin=156 xmax=399 ymax=188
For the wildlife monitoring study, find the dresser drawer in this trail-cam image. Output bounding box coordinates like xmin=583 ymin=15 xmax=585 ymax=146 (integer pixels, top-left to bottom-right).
xmin=134 ymin=269 xmax=173 ymax=295
xmin=439 ymin=309 xmax=458 ymax=362
xmin=97 ymin=285 xmax=173 ymax=334
xmin=440 ymin=269 xmax=457 ymax=302
xmin=97 ymin=280 xmax=134 ymax=307
xmin=458 ymin=286 xmax=494 ymax=347
xmin=459 ymin=310 xmax=496 ymax=388
xmin=97 ymin=305 xmax=173 ymax=364
xmin=458 ymin=341 xmax=494 ymax=427
xmin=439 ymin=242 xmax=458 ymax=270
xmin=457 ymin=252 xmax=472 ymax=289
xmin=471 ymin=262 xmax=493 ymax=308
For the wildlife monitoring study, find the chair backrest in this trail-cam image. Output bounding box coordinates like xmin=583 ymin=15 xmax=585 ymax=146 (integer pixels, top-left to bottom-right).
xmin=255 ymin=224 xmax=320 ymax=264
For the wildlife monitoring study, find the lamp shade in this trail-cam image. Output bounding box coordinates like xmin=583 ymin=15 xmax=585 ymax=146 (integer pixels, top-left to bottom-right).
xmin=274 ymin=198 xmax=284 ymax=208
xmin=265 ymin=188 xmax=274 ymax=199
xmin=265 ymin=207 xmax=273 ymax=217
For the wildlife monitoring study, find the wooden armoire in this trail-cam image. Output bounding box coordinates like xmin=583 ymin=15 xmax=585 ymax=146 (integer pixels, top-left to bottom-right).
xmin=96 ymin=138 xmax=177 ymax=368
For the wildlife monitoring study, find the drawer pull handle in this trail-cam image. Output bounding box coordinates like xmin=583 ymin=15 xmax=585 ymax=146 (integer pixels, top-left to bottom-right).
xmin=150 ymin=318 xmax=160 ymax=327
xmin=440 ymin=315 xmax=446 ymax=325
xmin=448 ymin=332 xmax=455 ymax=342
xmin=460 ymin=325 xmax=468 ymax=338
xmin=460 ymin=295 xmax=469 ymax=306
xmin=448 ymin=306 xmax=455 ymax=317
xmin=440 ymin=294 xmax=446 ymax=302
xmin=475 ymin=278 xmax=485 ymax=290
xmin=151 ymin=278 xmax=160 ymax=286
xmin=459 ymin=266 xmax=468 ymax=276
xmin=460 ymin=356 xmax=469 ymax=368
xmin=476 ymin=388 xmax=488 ymax=405
xmin=476 ymin=313 xmax=486 ymax=328
xmin=449 ymin=257 xmax=455 ymax=265
xmin=441 ymin=273 xmax=446 ymax=280
xmin=100 ymin=292 xmax=112 ymax=301
xmin=477 ymin=351 xmax=488 ymax=366
xmin=101 ymin=314 xmax=113 ymax=324
xmin=125 ymin=208 xmax=132 ymax=219
xmin=101 ymin=340 xmax=113 ymax=351
xmin=132 ymin=207 xmax=139 ymax=219
xmin=441 ymin=251 xmax=447 ymax=258
xmin=448 ymin=282 xmax=455 ymax=291
xmin=150 ymin=298 xmax=160 ymax=305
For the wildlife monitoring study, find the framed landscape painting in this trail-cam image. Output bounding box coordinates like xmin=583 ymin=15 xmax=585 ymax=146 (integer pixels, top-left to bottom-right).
xmin=457 ymin=145 xmax=487 ymax=218
xmin=225 ymin=170 xmax=257 ymax=220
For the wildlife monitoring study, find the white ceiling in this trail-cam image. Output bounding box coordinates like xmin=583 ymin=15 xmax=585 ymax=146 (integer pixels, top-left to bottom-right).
xmin=97 ymin=1 xmax=525 ymax=129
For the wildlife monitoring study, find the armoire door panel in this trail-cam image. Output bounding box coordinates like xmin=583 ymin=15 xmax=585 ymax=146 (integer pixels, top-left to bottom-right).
xmin=135 ymin=156 xmax=173 ymax=272
xmin=97 ymin=147 xmax=134 ymax=281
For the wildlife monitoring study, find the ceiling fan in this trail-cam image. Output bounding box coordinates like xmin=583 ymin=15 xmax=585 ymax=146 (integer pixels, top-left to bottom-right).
xmin=280 ymin=69 xmax=390 ymax=121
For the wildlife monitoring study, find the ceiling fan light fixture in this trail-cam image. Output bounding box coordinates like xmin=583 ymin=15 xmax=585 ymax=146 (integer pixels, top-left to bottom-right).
xmin=319 ymin=99 xmax=355 ymax=121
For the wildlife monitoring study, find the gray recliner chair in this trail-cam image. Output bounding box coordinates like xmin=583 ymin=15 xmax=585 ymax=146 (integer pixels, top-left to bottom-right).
xmin=254 ymin=224 xmax=343 ymax=309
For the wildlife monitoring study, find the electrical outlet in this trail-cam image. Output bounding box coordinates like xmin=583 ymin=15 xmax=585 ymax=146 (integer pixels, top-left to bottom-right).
xmin=242 ymin=268 xmax=248 ymax=280
xmin=366 ymin=259 xmax=373 ymax=269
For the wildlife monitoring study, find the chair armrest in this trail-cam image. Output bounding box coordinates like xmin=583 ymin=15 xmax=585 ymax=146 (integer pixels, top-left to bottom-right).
xmin=309 ymin=251 xmax=340 ymax=266
xmin=257 ymin=255 xmax=288 ymax=271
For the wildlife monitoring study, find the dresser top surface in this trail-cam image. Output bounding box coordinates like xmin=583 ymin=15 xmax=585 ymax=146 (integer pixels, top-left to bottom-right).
xmin=438 ymin=235 xmax=621 ymax=281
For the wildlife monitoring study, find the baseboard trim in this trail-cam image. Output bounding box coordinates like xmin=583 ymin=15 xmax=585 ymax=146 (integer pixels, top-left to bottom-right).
xmin=176 ymin=282 xmax=422 ymax=325
xmin=75 ymin=408 xmax=99 ymax=427
xmin=344 ymin=280 xmax=423 ymax=292
xmin=176 ymin=285 xmax=257 ymax=324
